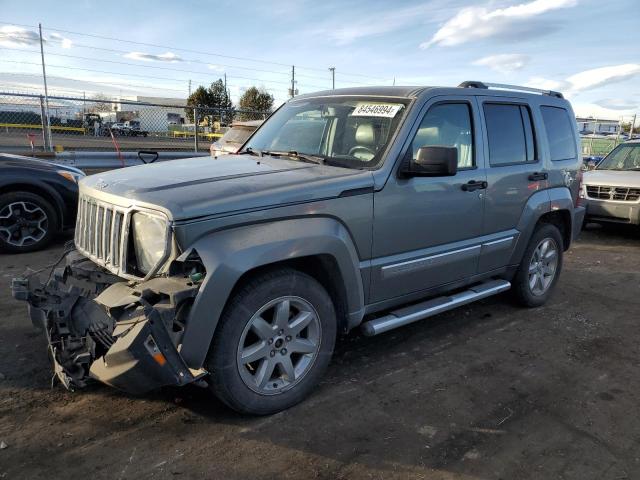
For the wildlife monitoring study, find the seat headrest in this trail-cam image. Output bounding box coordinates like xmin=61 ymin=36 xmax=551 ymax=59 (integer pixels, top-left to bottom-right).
xmin=355 ymin=124 xmax=375 ymax=145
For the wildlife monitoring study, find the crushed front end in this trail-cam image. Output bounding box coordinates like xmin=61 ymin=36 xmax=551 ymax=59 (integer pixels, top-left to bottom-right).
xmin=11 ymin=190 xmax=207 ymax=394
xmin=12 ymin=249 xmax=206 ymax=393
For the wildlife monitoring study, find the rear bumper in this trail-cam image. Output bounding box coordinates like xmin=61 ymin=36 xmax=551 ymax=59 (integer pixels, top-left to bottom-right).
xmin=11 ymin=251 xmax=205 ymax=394
xmin=585 ymin=199 xmax=640 ymax=225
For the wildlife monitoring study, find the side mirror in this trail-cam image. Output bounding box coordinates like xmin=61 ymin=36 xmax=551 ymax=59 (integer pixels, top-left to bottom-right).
xmin=401 ymin=146 xmax=458 ymax=177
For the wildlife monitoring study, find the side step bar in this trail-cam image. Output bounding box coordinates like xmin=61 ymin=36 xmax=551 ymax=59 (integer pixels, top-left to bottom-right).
xmin=361 ymin=279 xmax=511 ymax=336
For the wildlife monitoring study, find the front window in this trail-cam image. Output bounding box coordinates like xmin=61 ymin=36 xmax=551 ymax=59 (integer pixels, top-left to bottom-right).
xmin=244 ymin=96 xmax=409 ymax=169
xmin=597 ymin=144 xmax=640 ymax=171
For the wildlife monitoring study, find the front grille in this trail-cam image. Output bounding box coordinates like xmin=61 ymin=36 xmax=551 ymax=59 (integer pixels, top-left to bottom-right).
xmin=586 ymin=185 xmax=640 ymax=202
xmin=75 ymin=195 xmax=127 ymax=269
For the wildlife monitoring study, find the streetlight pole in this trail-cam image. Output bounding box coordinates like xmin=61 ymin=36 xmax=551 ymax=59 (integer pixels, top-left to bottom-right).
xmin=329 ymin=67 xmax=335 ymax=89
xmin=38 ymin=23 xmax=53 ymax=151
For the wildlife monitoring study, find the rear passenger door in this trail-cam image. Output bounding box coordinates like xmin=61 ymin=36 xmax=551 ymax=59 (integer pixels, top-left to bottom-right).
xmin=477 ymin=97 xmax=547 ymax=272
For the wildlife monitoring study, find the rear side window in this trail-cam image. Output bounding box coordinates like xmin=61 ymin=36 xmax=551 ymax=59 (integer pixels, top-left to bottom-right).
xmin=484 ymin=103 xmax=537 ymax=166
xmin=541 ymin=106 xmax=577 ymax=161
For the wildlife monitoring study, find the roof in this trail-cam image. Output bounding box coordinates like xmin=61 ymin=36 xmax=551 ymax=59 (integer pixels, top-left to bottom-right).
xmin=294 ymin=83 xmax=569 ymax=102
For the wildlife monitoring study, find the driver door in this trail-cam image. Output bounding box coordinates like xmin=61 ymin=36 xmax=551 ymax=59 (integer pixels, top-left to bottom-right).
xmin=370 ymin=97 xmax=486 ymax=303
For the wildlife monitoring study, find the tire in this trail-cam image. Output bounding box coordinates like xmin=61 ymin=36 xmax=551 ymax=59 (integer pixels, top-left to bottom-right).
xmin=207 ymin=268 xmax=337 ymax=415
xmin=512 ymin=223 xmax=563 ymax=308
xmin=0 ymin=191 xmax=58 ymax=253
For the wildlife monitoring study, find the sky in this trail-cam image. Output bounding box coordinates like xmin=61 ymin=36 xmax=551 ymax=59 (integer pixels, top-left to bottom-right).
xmin=0 ymin=0 xmax=638 ymax=119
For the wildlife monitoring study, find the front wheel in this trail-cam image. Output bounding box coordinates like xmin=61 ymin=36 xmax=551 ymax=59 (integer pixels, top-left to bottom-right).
xmin=0 ymin=191 xmax=58 ymax=253
xmin=207 ymin=269 xmax=337 ymax=415
xmin=512 ymin=223 xmax=563 ymax=307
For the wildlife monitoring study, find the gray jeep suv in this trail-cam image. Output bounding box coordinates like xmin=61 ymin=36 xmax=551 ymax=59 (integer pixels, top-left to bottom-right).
xmin=13 ymin=82 xmax=585 ymax=414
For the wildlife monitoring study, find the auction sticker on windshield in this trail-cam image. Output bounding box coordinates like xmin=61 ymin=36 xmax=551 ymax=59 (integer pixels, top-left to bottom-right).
xmin=351 ymin=103 xmax=403 ymax=118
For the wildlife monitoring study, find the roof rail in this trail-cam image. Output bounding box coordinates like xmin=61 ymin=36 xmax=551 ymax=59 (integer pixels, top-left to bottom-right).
xmin=458 ymin=81 xmax=564 ymax=99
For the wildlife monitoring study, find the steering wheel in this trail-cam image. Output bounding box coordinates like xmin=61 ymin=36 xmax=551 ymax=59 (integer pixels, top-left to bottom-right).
xmin=348 ymin=145 xmax=376 ymax=160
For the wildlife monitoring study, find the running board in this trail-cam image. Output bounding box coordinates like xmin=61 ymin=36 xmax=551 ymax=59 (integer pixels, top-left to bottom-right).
xmin=361 ymin=279 xmax=511 ymax=337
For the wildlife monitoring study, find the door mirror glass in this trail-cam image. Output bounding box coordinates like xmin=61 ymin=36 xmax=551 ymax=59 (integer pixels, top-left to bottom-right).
xmin=402 ymin=146 xmax=458 ymax=177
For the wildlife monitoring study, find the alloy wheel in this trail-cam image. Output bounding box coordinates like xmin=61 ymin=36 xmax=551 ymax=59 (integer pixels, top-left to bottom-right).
xmin=237 ymin=296 xmax=322 ymax=395
xmin=0 ymin=201 xmax=49 ymax=247
xmin=528 ymin=237 xmax=559 ymax=296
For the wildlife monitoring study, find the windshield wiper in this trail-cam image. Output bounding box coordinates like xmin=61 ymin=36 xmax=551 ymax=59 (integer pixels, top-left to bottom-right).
xmin=238 ymin=147 xmax=262 ymax=156
xmin=262 ymin=150 xmax=325 ymax=165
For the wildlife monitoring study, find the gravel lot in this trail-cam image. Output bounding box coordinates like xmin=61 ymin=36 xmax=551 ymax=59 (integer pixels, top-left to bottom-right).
xmin=1 ymin=226 xmax=639 ymax=479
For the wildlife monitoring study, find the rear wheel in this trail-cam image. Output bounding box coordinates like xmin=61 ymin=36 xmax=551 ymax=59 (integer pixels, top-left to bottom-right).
xmin=512 ymin=223 xmax=563 ymax=307
xmin=0 ymin=191 xmax=58 ymax=253
xmin=207 ymin=269 xmax=337 ymax=415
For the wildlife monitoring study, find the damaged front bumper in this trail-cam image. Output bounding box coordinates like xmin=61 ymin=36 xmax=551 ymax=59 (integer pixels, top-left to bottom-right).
xmin=12 ymin=250 xmax=206 ymax=394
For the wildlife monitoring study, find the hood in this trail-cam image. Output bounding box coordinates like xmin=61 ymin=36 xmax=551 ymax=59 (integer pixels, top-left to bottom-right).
xmin=80 ymin=154 xmax=373 ymax=220
xmin=0 ymin=153 xmax=85 ymax=175
xmin=583 ymin=169 xmax=640 ymax=188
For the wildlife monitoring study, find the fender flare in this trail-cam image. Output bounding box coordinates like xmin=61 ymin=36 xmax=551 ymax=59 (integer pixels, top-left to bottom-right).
xmin=178 ymin=217 xmax=365 ymax=369
xmin=509 ymin=186 xmax=574 ymax=265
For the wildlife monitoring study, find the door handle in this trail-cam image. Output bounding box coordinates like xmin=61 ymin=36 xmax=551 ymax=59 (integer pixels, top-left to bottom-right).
xmin=461 ymin=180 xmax=488 ymax=192
xmin=528 ymin=172 xmax=548 ymax=181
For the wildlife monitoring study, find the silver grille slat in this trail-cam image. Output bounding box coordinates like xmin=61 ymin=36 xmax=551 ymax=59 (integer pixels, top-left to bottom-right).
xmin=75 ymin=195 xmax=128 ymax=272
xmin=586 ymin=185 xmax=640 ymax=202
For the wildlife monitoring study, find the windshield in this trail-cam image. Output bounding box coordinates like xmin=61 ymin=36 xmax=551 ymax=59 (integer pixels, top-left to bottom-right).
xmin=597 ymin=144 xmax=640 ymax=170
xmin=244 ymin=96 xmax=408 ymax=168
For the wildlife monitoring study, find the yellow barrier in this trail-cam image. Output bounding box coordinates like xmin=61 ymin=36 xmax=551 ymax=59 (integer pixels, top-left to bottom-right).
xmin=0 ymin=122 xmax=86 ymax=133
xmin=171 ymin=131 xmax=223 ymax=139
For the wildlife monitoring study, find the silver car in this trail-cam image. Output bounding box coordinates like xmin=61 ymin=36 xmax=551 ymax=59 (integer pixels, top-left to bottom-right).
xmin=582 ymin=140 xmax=640 ymax=225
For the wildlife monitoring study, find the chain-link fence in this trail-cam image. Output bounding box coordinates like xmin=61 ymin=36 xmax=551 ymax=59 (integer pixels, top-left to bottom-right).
xmin=0 ymin=92 xmax=270 ymax=153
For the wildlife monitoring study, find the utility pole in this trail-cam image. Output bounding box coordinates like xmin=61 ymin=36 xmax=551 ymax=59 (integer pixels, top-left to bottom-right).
xmin=188 ymin=79 xmax=191 ymax=97
xmin=630 ymin=113 xmax=637 ymax=139
xmin=290 ymin=65 xmax=296 ymax=98
xmin=329 ymin=67 xmax=335 ymax=89
xmin=38 ymin=23 xmax=53 ymax=151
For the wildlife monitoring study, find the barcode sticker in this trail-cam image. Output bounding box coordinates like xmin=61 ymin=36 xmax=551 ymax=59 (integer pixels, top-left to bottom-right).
xmin=350 ymin=103 xmax=403 ymax=118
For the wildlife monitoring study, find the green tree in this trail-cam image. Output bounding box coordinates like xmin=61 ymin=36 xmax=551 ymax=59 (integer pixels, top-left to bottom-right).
xmin=185 ymin=79 xmax=233 ymax=123
xmin=238 ymin=86 xmax=274 ymax=120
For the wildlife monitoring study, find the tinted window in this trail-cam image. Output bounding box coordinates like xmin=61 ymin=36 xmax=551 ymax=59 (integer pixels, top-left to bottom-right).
xmin=484 ymin=103 xmax=536 ymax=166
xmin=541 ymin=106 xmax=576 ymax=161
xmin=410 ymin=103 xmax=474 ymax=168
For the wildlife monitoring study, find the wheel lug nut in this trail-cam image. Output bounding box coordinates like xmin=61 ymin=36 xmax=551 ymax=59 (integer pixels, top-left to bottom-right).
xmin=270 ymin=350 xmax=276 ymax=357
xmin=280 ymin=348 xmax=287 ymax=355
xmin=268 ymin=338 xmax=274 ymax=344
xmin=285 ymin=335 xmax=292 ymax=342
xmin=278 ymin=329 xmax=284 ymax=335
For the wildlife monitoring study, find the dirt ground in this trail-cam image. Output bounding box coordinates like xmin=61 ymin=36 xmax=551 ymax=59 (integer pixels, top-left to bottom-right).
xmin=1 ymin=225 xmax=639 ymax=480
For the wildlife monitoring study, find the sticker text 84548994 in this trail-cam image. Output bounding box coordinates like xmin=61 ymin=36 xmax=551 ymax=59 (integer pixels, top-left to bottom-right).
xmin=350 ymin=103 xmax=403 ymax=118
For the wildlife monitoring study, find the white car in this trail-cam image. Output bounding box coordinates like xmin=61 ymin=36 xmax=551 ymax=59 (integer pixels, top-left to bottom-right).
xmin=582 ymin=140 xmax=640 ymax=225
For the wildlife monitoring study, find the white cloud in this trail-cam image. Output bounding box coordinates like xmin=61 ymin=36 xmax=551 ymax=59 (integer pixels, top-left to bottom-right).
xmin=421 ymin=0 xmax=578 ymax=48
xmin=472 ymin=54 xmax=530 ymax=73
xmin=566 ymin=64 xmax=640 ymax=92
xmin=525 ymin=76 xmax=569 ymax=92
xmin=527 ymin=63 xmax=640 ymax=95
xmin=207 ymin=64 xmax=224 ymax=71
xmin=315 ymin=3 xmax=450 ymax=45
xmin=594 ymin=98 xmax=639 ymax=111
xmin=124 ymin=51 xmax=183 ymax=62
xmin=0 ymin=26 xmax=41 ymax=47
xmin=49 ymin=33 xmax=72 ymax=49
xmin=0 ymin=26 xmax=73 ymax=48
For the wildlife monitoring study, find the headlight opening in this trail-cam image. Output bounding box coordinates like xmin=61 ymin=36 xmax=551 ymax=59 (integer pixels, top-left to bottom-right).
xmin=129 ymin=211 xmax=170 ymax=276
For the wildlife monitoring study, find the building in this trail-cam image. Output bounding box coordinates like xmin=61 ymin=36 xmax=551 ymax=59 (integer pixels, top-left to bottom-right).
xmin=576 ymin=117 xmax=619 ymax=135
xmin=112 ymin=96 xmax=187 ymax=132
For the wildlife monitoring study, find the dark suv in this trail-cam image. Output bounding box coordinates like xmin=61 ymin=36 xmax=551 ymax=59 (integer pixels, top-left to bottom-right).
xmin=14 ymin=82 xmax=585 ymax=414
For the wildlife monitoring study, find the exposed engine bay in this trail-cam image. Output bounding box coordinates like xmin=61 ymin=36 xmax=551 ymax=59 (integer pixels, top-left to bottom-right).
xmin=12 ymin=247 xmax=207 ymax=393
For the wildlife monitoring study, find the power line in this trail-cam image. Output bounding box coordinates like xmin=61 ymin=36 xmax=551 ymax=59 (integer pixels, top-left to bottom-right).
xmin=0 ymin=59 xmax=328 ymax=90
xmin=0 ymin=20 xmax=391 ymax=82
xmin=0 ymin=45 xmax=378 ymax=86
